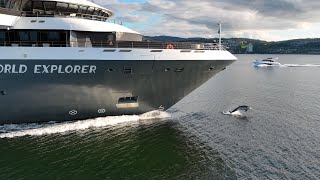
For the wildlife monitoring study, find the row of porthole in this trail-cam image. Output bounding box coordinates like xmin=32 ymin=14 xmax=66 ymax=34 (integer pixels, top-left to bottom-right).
xmin=69 ymin=109 xmax=107 ymax=116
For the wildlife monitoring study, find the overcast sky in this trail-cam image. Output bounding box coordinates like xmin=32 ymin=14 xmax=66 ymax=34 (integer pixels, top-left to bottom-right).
xmin=95 ymin=0 xmax=320 ymax=41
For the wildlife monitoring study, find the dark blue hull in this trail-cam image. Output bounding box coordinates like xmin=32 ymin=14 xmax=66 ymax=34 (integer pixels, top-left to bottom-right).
xmin=0 ymin=60 xmax=234 ymax=124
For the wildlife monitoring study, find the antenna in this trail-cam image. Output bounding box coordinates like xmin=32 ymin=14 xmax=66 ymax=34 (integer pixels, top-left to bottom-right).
xmin=218 ymin=23 xmax=222 ymax=50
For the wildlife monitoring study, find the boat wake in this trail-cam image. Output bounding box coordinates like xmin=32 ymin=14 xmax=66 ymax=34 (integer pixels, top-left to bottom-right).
xmin=0 ymin=111 xmax=170 ymax=138
xmin=282 ymin=64 xmax=320 ymax=67
xmin=255 ymin=64 xmax=320 ymax=68
xmin=222 ymin=111 xmax=244 ymax=116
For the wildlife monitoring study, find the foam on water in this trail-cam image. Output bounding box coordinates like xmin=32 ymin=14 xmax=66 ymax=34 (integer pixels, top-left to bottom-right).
xmin=0 ymin=111 xmax=171 ymax=138
xmin=255 ymin=64 xmax=320 ymax=68
xmin=282 ymin=64 xmax=320 ymax=67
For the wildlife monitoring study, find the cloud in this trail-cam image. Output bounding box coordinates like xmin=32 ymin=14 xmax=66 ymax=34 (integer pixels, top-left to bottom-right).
xmin=94 ymin=0 xmax=320 ymax=41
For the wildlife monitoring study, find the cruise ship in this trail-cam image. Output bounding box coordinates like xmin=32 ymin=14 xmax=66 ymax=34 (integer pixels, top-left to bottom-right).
xmin=0 ymin=0 xmax=237 ymax=124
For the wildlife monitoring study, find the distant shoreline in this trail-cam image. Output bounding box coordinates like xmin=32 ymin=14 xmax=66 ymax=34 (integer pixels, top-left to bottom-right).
xmin=145 ymin=36 xmax=320 ymax=54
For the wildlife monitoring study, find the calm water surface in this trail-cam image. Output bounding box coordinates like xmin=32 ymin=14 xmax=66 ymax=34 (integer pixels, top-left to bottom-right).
xmin=0 ymin=55 xmax=320 ymax=179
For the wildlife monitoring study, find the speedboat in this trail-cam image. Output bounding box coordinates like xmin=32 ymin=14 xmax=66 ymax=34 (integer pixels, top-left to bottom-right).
xmin=253 ymin=58 xmax=281 ymax=67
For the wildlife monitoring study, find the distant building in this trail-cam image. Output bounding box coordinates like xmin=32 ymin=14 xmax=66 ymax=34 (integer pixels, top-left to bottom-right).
xmin=247 ymin=43 xmax=254 ymax=53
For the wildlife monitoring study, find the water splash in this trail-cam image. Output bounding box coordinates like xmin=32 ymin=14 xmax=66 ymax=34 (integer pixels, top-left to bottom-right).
xmin=0 ymin=111 xmax=170 ymax=138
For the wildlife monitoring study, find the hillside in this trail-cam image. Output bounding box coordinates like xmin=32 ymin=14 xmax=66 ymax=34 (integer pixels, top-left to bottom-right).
xmin=144 ymin=36 xmax=320 ymax=54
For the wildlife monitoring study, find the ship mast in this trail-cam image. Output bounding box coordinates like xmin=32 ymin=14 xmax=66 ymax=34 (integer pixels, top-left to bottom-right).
xmin=218 ymin=23 xmax=222 ymax=50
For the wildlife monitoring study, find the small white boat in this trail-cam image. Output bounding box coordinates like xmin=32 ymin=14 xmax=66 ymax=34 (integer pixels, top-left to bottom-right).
xmin=253 ymin=57 xmax=281 ymax=67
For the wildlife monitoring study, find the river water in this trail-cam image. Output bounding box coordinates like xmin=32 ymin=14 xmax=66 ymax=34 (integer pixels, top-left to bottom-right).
xmin=0 ymin=55 xmax=319 ymax=179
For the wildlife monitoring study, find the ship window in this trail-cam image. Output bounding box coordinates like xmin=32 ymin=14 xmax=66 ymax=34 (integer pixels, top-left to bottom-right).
xmin=4 ymin=0 xmax=10 ymax=8
xmin=30 ymin=31 xmax=38 ymax=41
xmin=118 ymin=96 xmax=138 ymax=103
xmin=19 ymin=31 xmax=29 ymax=41
xmin=10 ymin=0 xmax=21 ymax=10
xmin=8 ymin=0 xmax=15 ymax=8
xmin=48 ymin=32 xmax=60 ymax=41
xmin=86 ymin=6 xmax=94 ymax=14
xmin=0 ymin=31 xmax=5 ymax=41
xmin=33 ymin=1 xmax=44 ymax=11
xmin=68 ymin=4 xmax=78 ymax=13
xmin=0 ymin=0 xmax=7 ymax=8
xmin=43 ymin=2 xmax=56 ymax=12
xmin=22 ymin=0 xmax=32 ymax=11
xmin=119 ymin=50 xmax=132 ymax=52
xmin=175 ymin=68 xmax=184 ymax=72
xmin=92 ymin=9 xmax=97 ymax=15
xmin=56 ymin=2 xmax=68 ymax=14
xmin=79 ymin=5 xmax=87 ymax=14
xmin=123 ymin=67 xmax=132 ymax=74
xmin=103 ymin=49 xmax=116 ymax=52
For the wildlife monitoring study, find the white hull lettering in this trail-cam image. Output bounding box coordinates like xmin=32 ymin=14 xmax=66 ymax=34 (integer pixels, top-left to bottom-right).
xmin=0 ymin=64 xmax=28 ymax=74
xmin=1 ymin=64 xmax=96 ymax=74
xmin=36 ymin=65 xmax=97 ymax=74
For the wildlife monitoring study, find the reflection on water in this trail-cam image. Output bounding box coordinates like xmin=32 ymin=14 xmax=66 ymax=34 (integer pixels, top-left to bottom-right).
xmin=0 ymin=117 xmax=236 ymax=179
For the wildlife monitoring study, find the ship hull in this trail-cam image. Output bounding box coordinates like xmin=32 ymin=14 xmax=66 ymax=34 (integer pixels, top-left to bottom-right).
xmin=0 ymin=59 xmax=234 ymax=124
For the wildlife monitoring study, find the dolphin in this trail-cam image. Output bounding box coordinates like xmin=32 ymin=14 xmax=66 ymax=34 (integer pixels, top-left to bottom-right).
xmin=222 ymin=105 xmax=252 ymax=116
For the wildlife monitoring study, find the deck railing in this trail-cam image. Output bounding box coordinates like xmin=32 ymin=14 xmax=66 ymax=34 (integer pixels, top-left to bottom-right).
xmin=0 ymin=40 xmax=226 ymax=50
xmin=21 ymin=11 xmax=110 ymax=22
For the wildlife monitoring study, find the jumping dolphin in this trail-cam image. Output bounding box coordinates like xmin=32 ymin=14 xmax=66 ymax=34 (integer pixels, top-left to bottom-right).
xmin=222 ymin=105 xmax=252 ymax=116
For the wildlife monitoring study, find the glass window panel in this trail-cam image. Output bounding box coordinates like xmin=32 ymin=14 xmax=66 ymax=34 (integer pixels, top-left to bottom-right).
xmin=22 ymin=0 xmax=32 ymax=11
xmin=5 ymin=0 xmax=11 ymax=8
xmin=98 ymin=10 xmax=104 ymax=16
xmin=0 ymin=0 xmax=8 ymax=8
xmin=11 ymin=0 xmax=21 ymax=10
xmin=0 ymin=31 xmax=5 ymax=41
xmin=79 ymin=5 xmax=87 ymax=14
xmin=48 ymin=32 xmax=59 ymax=41
xmin=87 ymin=7 xmax=94 ymax=14
xmin=33 ymin=1 xmax=44 ymax=10
xmin=40 ymin=31 xmax=48 ymax=42
xmin=43 ymin=2 xmax=56 ymax=11
xmin=19 ymin=31 xmax=29 ymax=41
xmin=92 ymin=8 xmax=99 ymax=15
xmin=30 ymin=31 xmax=38 ymax=41
xmin=56 ymin=2 xmax=68 ymax=14
xmin=68 ymin=4 xmax=78 ymax=13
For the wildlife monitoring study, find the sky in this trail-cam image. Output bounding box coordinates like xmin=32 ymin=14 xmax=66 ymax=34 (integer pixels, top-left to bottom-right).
xmin=94 ymin=0 xmax=320 ymax=41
